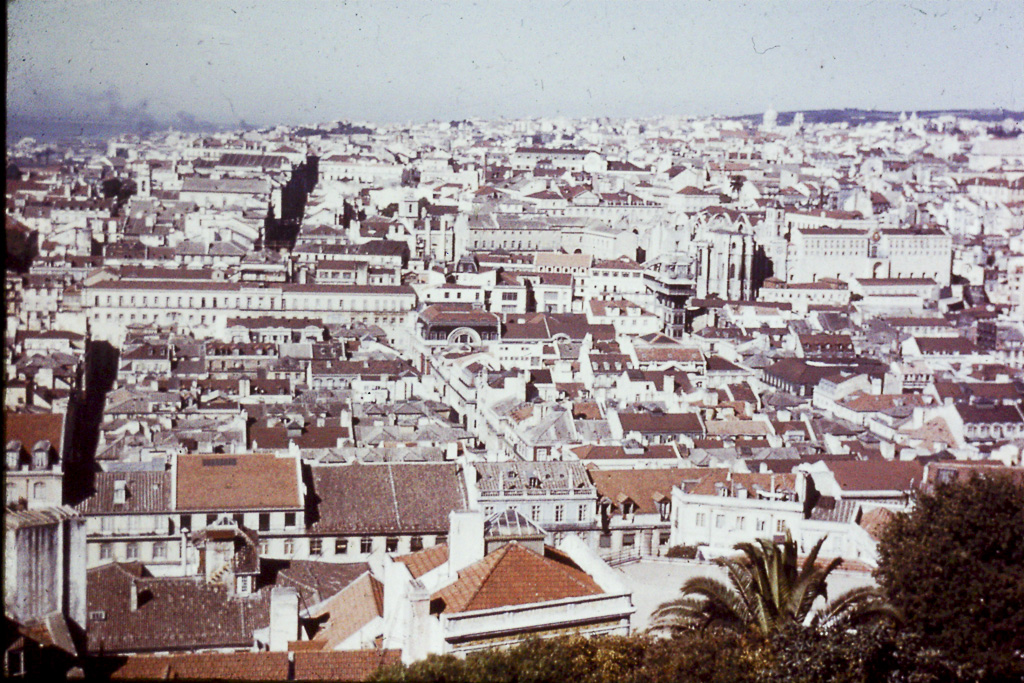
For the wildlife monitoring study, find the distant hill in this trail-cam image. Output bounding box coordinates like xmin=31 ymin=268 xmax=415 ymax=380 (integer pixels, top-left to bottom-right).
xmin=733 ymin=108 xmax=1024 ymax=126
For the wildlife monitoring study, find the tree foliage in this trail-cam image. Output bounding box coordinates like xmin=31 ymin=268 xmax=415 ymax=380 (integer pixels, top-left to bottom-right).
xmin=651 ymin=534 xmax=897 ymax=639
xmin=370 ymin=636 xmax=648 ymax=683
xmin=874 ymin=474 xmax=1024 ymax=680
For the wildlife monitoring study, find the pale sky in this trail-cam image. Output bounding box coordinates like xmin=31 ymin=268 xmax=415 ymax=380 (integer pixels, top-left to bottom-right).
xmin=7 ymin=0 xmax=1023 ymax=127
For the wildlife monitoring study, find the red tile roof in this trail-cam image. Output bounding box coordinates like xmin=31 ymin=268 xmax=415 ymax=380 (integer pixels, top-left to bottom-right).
xmin=3 ymin=411 xmax=65 ymax=452
xmin=394 ymin=543 xmax=450 ymax=579
xmin=588 ymin=468 xmax=701 ymax=514
xmin=825 ymin=460 xmax=924 ymax=492
xmin=293 ymin=650 xmax=402 ymax=681
xmin=308 ymin=572 xmax=384 ymax=649
xmin=111 ymin=652 xmax=289 ymax=680
xmin=431 ymin=542 xmax=603 ymax=614
xmin=174 ymin=453 xmax=301 ymax=511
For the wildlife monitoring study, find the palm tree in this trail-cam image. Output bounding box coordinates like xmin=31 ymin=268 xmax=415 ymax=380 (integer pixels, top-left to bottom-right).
xmin=650 ymin=533 xmax=900 ymax=639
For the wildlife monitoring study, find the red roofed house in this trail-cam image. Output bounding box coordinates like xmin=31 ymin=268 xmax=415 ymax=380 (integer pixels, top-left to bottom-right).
xmin=311 ymin=510 xmax=633 ymax=664
xmin=4 ymin=411 xmax=69 ymax=508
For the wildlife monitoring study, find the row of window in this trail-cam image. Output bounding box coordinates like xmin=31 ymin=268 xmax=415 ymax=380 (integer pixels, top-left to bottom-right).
xmin=96 ymin=534 xmax=443 ymax=562
xmin=95 ymin=294 xmax=408 ymax=312
xmin=482 ymin=503 xmax=589 ymax=524
xmin=694 ymin=512 xmax=787 ymax=533
xmin=100 ymin=541 xmax=167 ymax=560
xmin=597 ymin=531 xmax=670 ymax=548
xmin=5 ymin=481 xmax=49 ymax=499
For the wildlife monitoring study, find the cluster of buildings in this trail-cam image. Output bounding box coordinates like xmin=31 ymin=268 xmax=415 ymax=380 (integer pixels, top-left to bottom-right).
xmin=4 ymin=110 xmax=1024 ymax=679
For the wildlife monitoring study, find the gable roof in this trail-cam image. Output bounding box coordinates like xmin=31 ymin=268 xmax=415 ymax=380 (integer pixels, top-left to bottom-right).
xmin=110 ymin=652 xmax=289 ymax=680
xmin=825 ymin=460 xmax=924 ymax=493
xmin=77 ymin=470 xmax=173 ymax=515
xmin=175 ymin=453 xmax=302 ymax=511
xmin=394 ymin=543 xmax=450 ymax=579
xmin=311 ymin=463 xmax=467 ymax=534
xmin=86 ymin=563 xmax=271 ymax=654
xmin=431 ymin=542 xmax=603 ymax=614
xmin=588 ymin=468 xmax=699 ymax=514
xmin=292 ymin=650 xmax=403 ymax=682
xmin=308 ymin=572 xmax=384 ymax=649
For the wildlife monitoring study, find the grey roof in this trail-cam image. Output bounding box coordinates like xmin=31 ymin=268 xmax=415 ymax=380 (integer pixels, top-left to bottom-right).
xmin=76 ymin=470 xmax=173 ymax=515
xmin=310 ymin=462 xmax=467 ymax=534
xmin=808 ymin=496 xmax=860 ymax=524
xmin=475 ymin=461 xmax=593 ymax=495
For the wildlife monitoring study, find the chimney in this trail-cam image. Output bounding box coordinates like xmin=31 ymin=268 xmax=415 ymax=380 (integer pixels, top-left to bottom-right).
xmin=447 ymin=510 xmax=485 ymax=575
xmin=268 ymin=587 xmax=299 ymax=652
xmin=403 ymin=580 xmax=432 ymax=665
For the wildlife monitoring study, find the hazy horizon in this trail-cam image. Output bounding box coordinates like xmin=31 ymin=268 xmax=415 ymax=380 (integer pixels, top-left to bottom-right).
xmin=8 ymin=0 xmax=1023 ymax=129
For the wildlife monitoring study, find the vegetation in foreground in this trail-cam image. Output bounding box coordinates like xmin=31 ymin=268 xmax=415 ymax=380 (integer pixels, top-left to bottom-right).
xmin=372 ymin=475 xmax=1024 ymax=683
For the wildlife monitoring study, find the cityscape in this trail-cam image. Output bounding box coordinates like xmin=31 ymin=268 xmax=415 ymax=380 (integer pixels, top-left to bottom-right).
xmin=5 ymin=2 xmax=1024 ymax=682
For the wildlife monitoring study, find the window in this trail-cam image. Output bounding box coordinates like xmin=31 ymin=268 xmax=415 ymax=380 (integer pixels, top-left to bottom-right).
xmin=100 ymin=543 xmax=112 ymax=560
xmin=554 ymin=505 xmax=565 ymax=522
xmin=335 ymin=538 xmax=348 ymax=554
xmin=599 ymin=533 xmax=612 ymax=548
xmin=32 ymin=481 xmax=46 ymax=499
xmin=501 ymin=292 xmax=517 ymax=301
xmin=484 ymin=505 xmax=495 ymax=517
xmin=7 ymin=649 xmax=25 ymax=677
xmin=716 ymin=515 xmax=726 ymax=529
xmin=309 ymin=538 xmax=322 ymax=555
xmin=126 ymin=543 xmax=139 ymax=560
xmin=736 ymin=516 xmax=746 ymax=530
xmin=258 ymin=513 xmax=270 ymax=531
xmin=531 ymin=504 xmax=541 ymax=521
xmin=578 ymin=505 xmax=588 ymax=522
xmin=260 ymin=541 xmax=269 ymax=555
xmin=206 ymin=514 xmax=217 ymax=527
xmin=658 ymin=501 xmax=671 ymax=522
xmin=284 ymin=512 xmax=296 ymax=528
xmin=435 ymin=534 xmax=447 ymax=545
xmin=283 ymin=539 xmax=295 ymax=555
xmin=756 ymin=519 xmax=766 ymax=532
xmin=360 ymin=537 xmax=373 ymax=554
xmin=776 ymin=520 xmax=787 ymax=533
xmin=153 ymin=542 xmax=167 ymax=559
xmin=410 ymin=536 xmax=424 ymax=552
xmin=622 ymin=533 xmax=636 ymax=547
xmin=101 ymin=516 xmax=113 ymax=532
xmin=386 ymin=537 xmax=399 ymax=553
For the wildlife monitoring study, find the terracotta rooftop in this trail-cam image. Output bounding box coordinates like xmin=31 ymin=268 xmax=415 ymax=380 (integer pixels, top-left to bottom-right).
xmin=588 ymin=468 xmax=701 ymax=515
xmin=394 ymin=543 xmax=450 ymax=579
xmin=4 ymin=411 xmax=65 ymax=453
xmin=825 ymin=460 xmax=924 ymax=493
xmin=431 ymin=542 xmax=604 ymax=614
xmin=110 ymin=652 xmax=289 ymax=680
xmin=174 ymin=453 xmax=302 ymax=511
xmin=292 ymin=650 xmax=402 ymax=681
xmin=308 ymin=572 xmax=384 ymax=650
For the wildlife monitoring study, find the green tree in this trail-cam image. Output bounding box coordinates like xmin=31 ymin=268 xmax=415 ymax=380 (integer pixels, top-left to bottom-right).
xmin=874 ymin=474 xmax=1024 ymax=680
xmin=641 ymin=629 xmax=764 ymax=683
xmin=651 ymin=534 xmax=898 ymax=639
